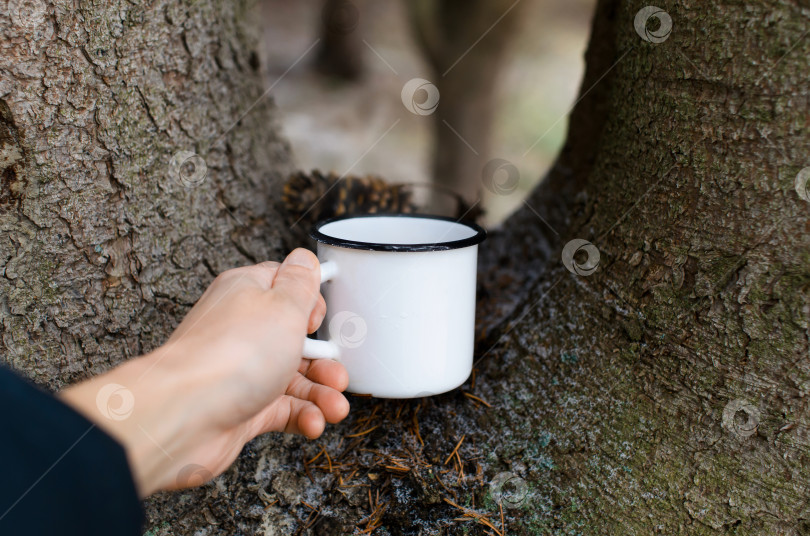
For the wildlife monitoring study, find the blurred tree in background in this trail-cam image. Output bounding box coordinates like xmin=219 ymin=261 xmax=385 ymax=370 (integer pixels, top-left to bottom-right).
xmin=407 ymin=0 xmax=527 ymax=209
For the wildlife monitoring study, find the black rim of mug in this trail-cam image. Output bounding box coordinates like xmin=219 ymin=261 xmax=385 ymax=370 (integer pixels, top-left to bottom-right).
xmin=310 ymin=213 xmax=487 ymax=252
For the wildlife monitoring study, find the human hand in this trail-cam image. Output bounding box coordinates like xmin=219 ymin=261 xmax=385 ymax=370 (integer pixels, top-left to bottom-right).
xmin=60 ymin=249 xmax=350 ymax=497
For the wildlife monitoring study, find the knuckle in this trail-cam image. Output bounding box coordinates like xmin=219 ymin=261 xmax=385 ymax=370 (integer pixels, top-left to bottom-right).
xmin=245 ymin=263 xmax=279 ymax=289
xmin=212 ymin=266 xmax=260 ymax=293
xmin=212 ymin=267 xmax=242 ymax=285
xmin=253 ymin=261 xmax=281 ymax=279
xmin=257 ymin=260 xmax=281 ymax=270
xmin=277 ymin=264 xmax=317 ymax=285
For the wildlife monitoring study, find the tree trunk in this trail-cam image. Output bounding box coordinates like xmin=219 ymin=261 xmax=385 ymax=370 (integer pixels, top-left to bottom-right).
xmin=1 ymin=0 xmax=293 ymax=390
xmin=3 ymin=0 xmax=810 ymax=535
xmin=474 ymin=0 xmax=810 ymax=534
xmin=314 ymin=0 xmax=365 ymax=81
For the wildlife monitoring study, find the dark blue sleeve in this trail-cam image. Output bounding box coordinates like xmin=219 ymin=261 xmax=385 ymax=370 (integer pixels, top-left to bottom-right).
xmin=0 ymin=365 xmax=143 ymax=535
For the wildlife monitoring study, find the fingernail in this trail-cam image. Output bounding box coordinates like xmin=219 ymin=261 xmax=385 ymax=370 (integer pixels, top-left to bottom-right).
xmin=284 ymin=249 xmax=316 ymax=269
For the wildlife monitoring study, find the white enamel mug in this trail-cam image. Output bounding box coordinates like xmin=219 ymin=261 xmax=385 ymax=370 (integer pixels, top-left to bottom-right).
xmin=301 ymin=214 xmax=486 ymax=398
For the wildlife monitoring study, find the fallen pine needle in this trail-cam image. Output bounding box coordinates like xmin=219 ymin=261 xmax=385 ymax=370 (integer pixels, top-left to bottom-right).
xmin=346 ymin=424 xmax=380 ymax=438
xmin=444 ymin=434 xmax=466 ymax=465
xmin=443 ymin=498 xmax=503 ymax=536
xmin=434 ymin=471 xmax=456 ymax=499
xmin=343 ymin=468 xmax=358 ymax=485
xmin=324 ymin=448 xmax=333 ymax=473
xmin=412 ymin=412 xmax=424 ymax=446
xmin=463 ymin=391 xmax=492 ymax=407
xmin=306 ymin=446 xmax=325 ymax=465
xmin=303 ymin=460 xmax=314 ymax=483
xmin=383 ymin=465 xmax=410 ymax=472
xmin=303 ymin=507 xmax=320 ymax=529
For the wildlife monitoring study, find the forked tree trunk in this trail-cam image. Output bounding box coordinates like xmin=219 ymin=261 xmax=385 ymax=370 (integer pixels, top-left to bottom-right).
xmin=2 ymin=0 xmax=809 ymax=534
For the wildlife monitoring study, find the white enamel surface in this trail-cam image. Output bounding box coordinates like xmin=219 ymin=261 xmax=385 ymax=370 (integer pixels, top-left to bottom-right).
xmin=317 ymin=216 xmax=477 ymax=245
xmin=302 ymin=217 xmax=480 ymax=398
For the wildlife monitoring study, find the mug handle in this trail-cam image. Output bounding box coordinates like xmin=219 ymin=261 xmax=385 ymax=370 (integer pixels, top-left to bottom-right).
xmin=301 ymin=260 xmax=341 ymax=360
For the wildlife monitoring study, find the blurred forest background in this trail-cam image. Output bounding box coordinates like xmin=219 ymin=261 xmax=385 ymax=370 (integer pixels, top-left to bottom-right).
xmin=259 ymin=0 xmax=596 ymax=226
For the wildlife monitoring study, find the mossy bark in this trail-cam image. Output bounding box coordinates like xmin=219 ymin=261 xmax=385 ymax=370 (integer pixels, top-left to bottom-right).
xmin=2 ymin=0 xmax=809 ymax=535
xmin=476 ymin=0 xmax=810 ymax=533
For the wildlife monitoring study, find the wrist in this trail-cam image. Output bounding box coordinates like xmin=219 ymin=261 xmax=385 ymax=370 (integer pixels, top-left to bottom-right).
xmin=59 ymin=349 xmax=188 ymax=497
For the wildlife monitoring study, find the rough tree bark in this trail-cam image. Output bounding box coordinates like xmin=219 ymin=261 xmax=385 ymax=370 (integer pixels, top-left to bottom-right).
xmin=474 ymin=1 xmax=810 ymax=534
xmin=1 ymin=0 xmax=293 ymax=389
xmin=2 ymin=0 xmax=809 ymax=535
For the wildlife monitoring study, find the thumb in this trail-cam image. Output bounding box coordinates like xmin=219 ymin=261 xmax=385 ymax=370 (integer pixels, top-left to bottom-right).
xmin=271 ymin=248 xmax=322 ymax=324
